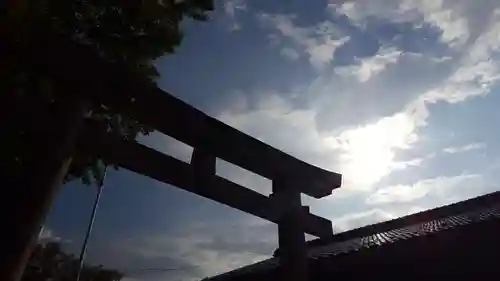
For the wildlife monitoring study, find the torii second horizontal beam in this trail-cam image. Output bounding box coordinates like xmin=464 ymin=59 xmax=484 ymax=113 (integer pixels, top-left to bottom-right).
xmin=84 ymin=129 xmax=333 ymax=238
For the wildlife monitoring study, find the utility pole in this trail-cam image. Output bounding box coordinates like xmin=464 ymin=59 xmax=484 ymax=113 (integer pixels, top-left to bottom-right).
xmin=76 ymin=167 xmax=107 ymax=281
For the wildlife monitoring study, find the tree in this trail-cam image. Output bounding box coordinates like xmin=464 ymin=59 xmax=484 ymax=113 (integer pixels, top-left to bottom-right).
xmin=2 ymin=0 xmax=214 ymax=184
xmin=22 ymin=242 xmax=123 ymax=281
xmin=1 ymin=1 xmax=214 ymax=280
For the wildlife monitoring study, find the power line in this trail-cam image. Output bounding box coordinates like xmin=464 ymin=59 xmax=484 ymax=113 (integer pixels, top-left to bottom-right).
xmin=124 ymin=266 xmax=195 ymax=276
xmin=76 ymin=166 xmax=107 ymax=281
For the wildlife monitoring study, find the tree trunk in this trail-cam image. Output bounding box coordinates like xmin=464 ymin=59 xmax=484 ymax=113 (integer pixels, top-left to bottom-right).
xmin=0 ymin=96 xmax=87 ymax=281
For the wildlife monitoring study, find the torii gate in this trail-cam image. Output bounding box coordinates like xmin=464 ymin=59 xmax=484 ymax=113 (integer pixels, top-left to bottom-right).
xmin=2 ymin=31 xmax=342 ymax=281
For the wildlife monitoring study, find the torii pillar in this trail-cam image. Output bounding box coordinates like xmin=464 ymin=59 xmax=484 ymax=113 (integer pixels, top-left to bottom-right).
xmin=273 ymin=176 xmax=308 ymax=281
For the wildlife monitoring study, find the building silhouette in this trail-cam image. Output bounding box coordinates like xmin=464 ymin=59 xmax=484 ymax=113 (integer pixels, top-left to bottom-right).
xmin=203 ymin=191 xmax=500 ymax=281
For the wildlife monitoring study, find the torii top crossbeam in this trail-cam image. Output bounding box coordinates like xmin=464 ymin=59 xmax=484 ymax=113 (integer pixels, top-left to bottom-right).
xmin=12 ymin=30 xmax=342 ymax=199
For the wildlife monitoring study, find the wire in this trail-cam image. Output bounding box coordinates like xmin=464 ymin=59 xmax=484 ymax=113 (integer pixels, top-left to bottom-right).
xmin=75 ymin=166 xmax=107 ymax=281
xmin=124 ymin=266 xmax=195 ymax=276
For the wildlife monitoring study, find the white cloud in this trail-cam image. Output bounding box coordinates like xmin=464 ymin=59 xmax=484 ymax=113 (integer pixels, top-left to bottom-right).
xmin=418 ymin=10 xmax=500 ymax=105
xmin=335 ymin=47 xmax=402 ymax=82
xmin=330 ymin=0 xmax=470 ymax=47
xmin=335 ymin=2 xmax=359 ymax=21
xmin=216 ymin=158 xmax=272 ymax=195
xmin=399 ymin=0 xmax=470 ymax=47
xmin=224 ymin=0 xmax=246 ymax=18
xmin=443 ymin=143 xmax=485 ymax=154
xmin=117 ymin=220 xmax=276 ymax=281
xmin=422 ymin=62 xmax=499 ymax=104
xmin=391 ymin=154 xmax=434 ymax=170
xmin=280 ymin=47 xmax=300 ymax=61
xmin=38 ymin=226 xmax=63 ymax=243
xmin=217 ymin=44 xmax=497 ymax=193
xmin=217 ymin=8 xmax=500 ymax=192
xmin=366 ymin=174 xmax=482 ymax=205
xmin=258 ymin=13 xmax=349 ymax=69
xmin=329 ymin=0 xmax=411 ymax=25
xmin=332 ymin=208 xmax=397 ymax=232
xmin=311 ymin=51 xmax=451 ymax=133
xmin=329 ymin=204 xmax=433 ymax=232
xmin=211 ymin=68 xmax=440 ymax=195
xmin=331 ymin=173 xmax=486 ymax=231
xmin=139 ymin=132 xmax=193 ymax=163
xmin=321 ymin=3 xmax=500 ymax=192
xmin=122 ymin=278 xmax=142 ymax=281
xmin=136 ymin=236 xmax=267 ymax=279
xmin=216 ymin=89 xmax=432 ymax=196
xmin=467 ymin=9 xmax=500 ymax=63
xmin=223 ymin=0 xmax=247 ymax=31
xmin=258 ymin=14 xmax=306 ymax=43
xmin=306 ymin=36 xmax=350 ymax=69
xmin=217 ymin=94 xmax=340 ymax=171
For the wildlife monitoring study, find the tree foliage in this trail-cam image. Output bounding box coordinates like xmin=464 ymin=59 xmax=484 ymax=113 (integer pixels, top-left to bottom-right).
xmin=22 ymin=242 xmax=122 ymax=281
xmin=2 ymin=0 xmax=214 ymax=185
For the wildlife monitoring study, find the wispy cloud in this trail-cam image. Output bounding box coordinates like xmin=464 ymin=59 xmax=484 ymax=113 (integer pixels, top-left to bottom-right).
xmin=280 ymin=47 xmax=300 ymax=61
xmin=38 ymin=227 xmax=67 ymax=244
xmin=111 ymin=220 xmax=276 ymax=281
xmin=331 ymin=172 xmax=485 ymax=231
xmin=443 ymin=143 xmax=485 ymax=154
xmin=217 ymin=93 xmax=339 ymax=171
xmin=332 ymin=208 xmax=397 ymax=232
xmin=335 ymin=47 xmax=402 ymax=82
xmin=223 ymin=0 xmax=247 ymax=31
xmin=366 ymin=174 xmax=482 ymax=205
xmin=330 ymin=0 xmax=470 ymax=47
xmin=398 ymin=0 xmax=470 ymax=47
xmin=325 ymin=4 xmax=500 ymax=191
xmin=216 ymin=158 xmax=272 ymax=195
xmin=257 ymin=13 xmax=350 ymax=69
xmin=422 ymin=11 xmax=500 ymax=104
xmin=391 ymin=153 xmax=435 ymax=170
xmin=139 ymin=132 xmax=193 ymax=163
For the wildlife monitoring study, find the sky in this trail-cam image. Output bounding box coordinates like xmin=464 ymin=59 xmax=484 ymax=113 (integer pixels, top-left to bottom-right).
xmin=43 ymin=0 xmax=500 ymax=280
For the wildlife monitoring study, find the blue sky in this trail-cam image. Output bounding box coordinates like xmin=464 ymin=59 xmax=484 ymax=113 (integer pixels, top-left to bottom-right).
xmin=42 ymin=0 xmax=500 ymax=280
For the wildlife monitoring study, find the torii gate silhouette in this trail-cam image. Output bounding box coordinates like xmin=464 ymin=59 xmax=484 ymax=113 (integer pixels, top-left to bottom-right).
xmin=2 ymin=31 xmax=342 ymax=281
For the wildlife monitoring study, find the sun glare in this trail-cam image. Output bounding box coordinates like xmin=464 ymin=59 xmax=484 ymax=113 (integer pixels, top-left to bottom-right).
xmin=333 ymin=112 xmax=419 ymax=188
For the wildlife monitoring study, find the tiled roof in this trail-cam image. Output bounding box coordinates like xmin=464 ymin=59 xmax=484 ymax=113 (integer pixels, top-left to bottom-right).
xmin=203 ymin=191 xmax=500 ymax=281
xmin=308 ymin=204 xmax=500 ymax=259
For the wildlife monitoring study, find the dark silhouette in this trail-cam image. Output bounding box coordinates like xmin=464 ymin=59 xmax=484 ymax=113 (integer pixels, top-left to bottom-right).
xmin=203 ymin=191 xmax=500 ymax=281
xmin=2 ymin=2 xmax=341 ymax=281
xmin=3 ymin=0 xmax=214 ymax=185
xmin=1 ymin=1 xmax=213 ymax=280
xmin=22 ymin=242 xmax=122 ymax=281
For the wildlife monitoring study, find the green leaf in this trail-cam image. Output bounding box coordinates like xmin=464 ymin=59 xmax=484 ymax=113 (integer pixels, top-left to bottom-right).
xmin=5 ymin=0 xmax=214 ymax=185
xmin=91 ymin=159 xmax=106 ymax=186
xmin=81 ymin=169 xmax=92 ymax=186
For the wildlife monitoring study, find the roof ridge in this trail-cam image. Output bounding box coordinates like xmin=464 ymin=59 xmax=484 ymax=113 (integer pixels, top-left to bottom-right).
xmin=303 ymin=191 xmax=500 ymax=250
